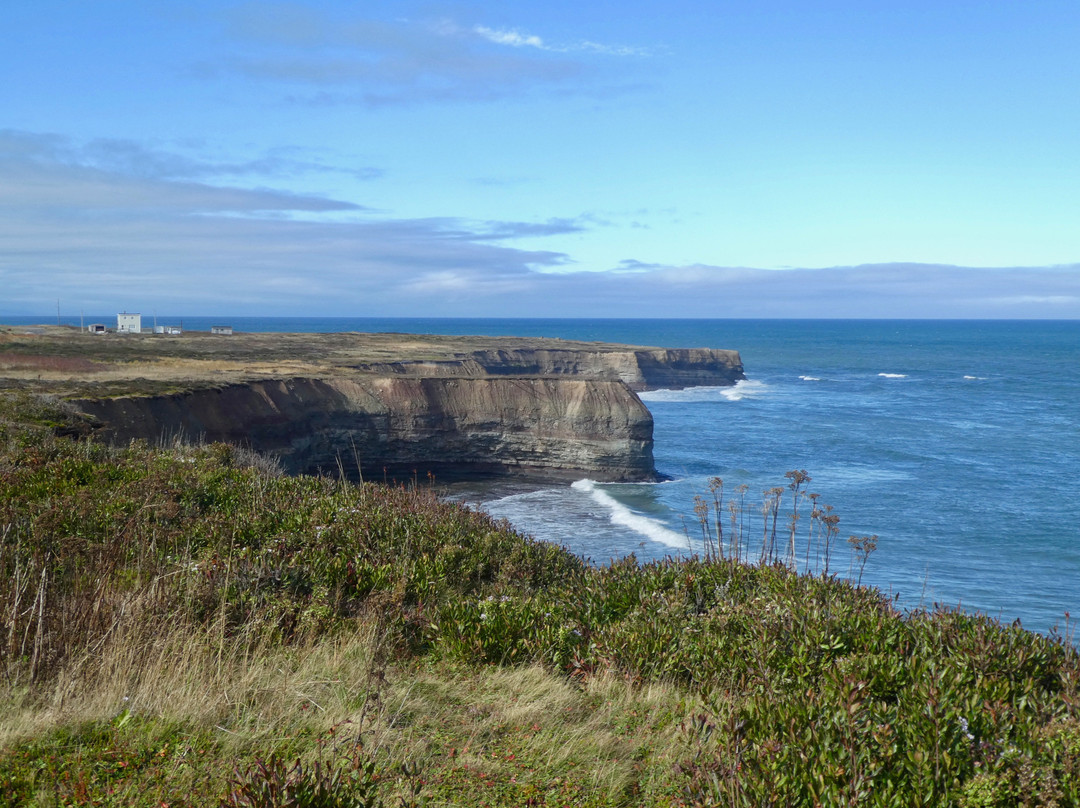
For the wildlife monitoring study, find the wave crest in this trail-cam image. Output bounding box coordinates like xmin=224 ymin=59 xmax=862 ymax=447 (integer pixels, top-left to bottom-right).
xmin=571 ymin=479 xmax=688 ymax=549
xmin=639 ymin=379 xmax=769 ymax=403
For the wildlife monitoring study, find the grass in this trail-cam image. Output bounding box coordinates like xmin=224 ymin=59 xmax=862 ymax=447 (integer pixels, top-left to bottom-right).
xmin=1 ymin=390 xmax=1079 ymax=806
xmin=0 ymin=325 xmax=690 ymax=399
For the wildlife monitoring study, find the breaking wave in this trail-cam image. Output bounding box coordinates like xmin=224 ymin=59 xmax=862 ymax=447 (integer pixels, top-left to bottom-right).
xmin=570 ymin=479 xmax=688 ymax=549
xmin=638 ymin=379 xmax=769 ymax=403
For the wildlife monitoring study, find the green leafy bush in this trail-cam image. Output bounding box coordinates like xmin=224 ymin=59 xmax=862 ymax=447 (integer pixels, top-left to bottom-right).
xmin=223 ymin=754 xmax=381 ymax=808
xmin=2 ymin=394 xmax=1079 ymax=806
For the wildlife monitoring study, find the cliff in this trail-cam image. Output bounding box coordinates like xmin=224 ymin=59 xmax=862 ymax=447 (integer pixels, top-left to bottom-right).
xmin=350 ymin=347 xmax=744 ymax=392
xmin=73 ymin=376 xmax=656 ymax=482
xmin=3 ymin=329 xmax=744 ymax=482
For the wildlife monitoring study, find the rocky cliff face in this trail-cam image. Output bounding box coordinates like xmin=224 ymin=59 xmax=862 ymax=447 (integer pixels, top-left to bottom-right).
xmin=71 ymin=343 xmax=743 ymax=482
xmin=351 ymin=347 xmax=743 ymax=391
xmin=73 ymin=376 xmax=656 ymax=482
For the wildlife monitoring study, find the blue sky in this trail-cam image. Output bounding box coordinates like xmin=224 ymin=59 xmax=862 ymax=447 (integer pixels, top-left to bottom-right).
xmin=2 ymin=0 xmax=1079 ymax=317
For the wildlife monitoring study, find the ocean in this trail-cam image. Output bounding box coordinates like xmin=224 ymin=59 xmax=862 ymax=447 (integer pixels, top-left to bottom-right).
xmin=9 ymin=316 xmax=1079 ymax=634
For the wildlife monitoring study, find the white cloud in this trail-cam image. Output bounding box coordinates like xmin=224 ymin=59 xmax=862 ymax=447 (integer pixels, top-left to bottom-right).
xmin=576 ymin=40 xmax=652 ymax=57
xmin=201 ymin=6 xmax=645 ymax=106
xmin=3 ymin=131 xmax=1078 ymax=319
xmin=473 ymin=26 xmax=546 ymax=49
xmin=0 ymin=130 xmax=574 ymax=315
xmin=981 ymin=295 xmax=1079 ymax=306
xmin=472 ymin=25 xmax=650 ymax=57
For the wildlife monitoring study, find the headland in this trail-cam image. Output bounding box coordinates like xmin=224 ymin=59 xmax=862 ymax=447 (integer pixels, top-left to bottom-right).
xmin=0 ymin=324 xmax=744 ymax=481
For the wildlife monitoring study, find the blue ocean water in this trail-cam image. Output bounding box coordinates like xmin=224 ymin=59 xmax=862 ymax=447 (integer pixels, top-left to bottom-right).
xmin=8 ymin=316 xmax=1079 ymax=633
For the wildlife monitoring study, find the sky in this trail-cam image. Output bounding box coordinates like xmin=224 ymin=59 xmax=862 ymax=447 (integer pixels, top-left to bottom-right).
xmin=2 ymin=0 xmax=1080 ymax=318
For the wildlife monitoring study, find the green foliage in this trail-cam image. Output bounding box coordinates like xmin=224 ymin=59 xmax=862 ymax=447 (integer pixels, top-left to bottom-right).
xmin=223 ymin=754 xmax=381 ymax=808
xmin=0 ymin=412 xmax=579 ymax=685
xmin=0 ymin=714 xmax=219 ymax=808
xmin=2 ymin=394 xmax=1079 ymax=806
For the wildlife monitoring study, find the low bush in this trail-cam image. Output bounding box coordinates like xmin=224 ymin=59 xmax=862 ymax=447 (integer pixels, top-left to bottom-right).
xmin=1 ymin=394 xmax=1078 ymax=806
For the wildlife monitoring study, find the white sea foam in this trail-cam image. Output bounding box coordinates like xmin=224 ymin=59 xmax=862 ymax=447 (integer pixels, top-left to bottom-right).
xmin=720 ymin=379 xmax=770 ymax=401
xmin=571 ymin=479 xmax=688 ymax=549
xmin=638 ymin=379 xmax=769 ymax=403
xmin=963 ymin=375 xmax=987 ymax=380
xmin=799 ymin=375 xmax=821 ymax=381
xmin=878 ymin=373 xmax=908 ymax=379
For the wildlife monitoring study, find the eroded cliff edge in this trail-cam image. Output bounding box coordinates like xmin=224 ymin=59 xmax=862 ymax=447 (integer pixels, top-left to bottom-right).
xmin=39 ymin=333 xmax=744 ymax=482
xmin=351 ymin=347 xmax=744 ymax=392
xmin=73 ymin=377 xmax=661 ymax=482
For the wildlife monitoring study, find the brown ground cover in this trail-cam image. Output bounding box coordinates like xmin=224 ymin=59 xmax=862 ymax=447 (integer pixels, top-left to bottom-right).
xmin=0 ymin=324 xmax=643 ymax=398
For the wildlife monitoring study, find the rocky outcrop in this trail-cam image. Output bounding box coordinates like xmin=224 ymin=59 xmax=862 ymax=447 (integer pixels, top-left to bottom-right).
xmin=71 ymin=341 xmax=744 ymax=482
xmin=73 ymin=376 xmax=656 ymax=482
xmin=350 ymin=347 xmax=744 ymax=391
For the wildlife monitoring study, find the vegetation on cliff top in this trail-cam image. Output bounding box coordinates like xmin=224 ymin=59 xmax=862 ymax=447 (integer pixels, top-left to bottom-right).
xmin=1 ymin=391 xmax=1079 ymax=806
xmin=0 ymin=325 xmax=732 ymax=399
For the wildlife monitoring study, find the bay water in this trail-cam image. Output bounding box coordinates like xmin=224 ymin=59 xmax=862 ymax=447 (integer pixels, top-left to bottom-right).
xmin=11 ymin=316 xmax=1079 ymax=634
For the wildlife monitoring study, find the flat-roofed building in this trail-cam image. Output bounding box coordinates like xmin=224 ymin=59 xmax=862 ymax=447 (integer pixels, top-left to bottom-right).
xmin=117 ymin=312 xmax=142 ymax=333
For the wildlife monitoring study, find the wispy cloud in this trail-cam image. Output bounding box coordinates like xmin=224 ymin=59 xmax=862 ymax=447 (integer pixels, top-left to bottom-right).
xmin=473 ymin=26 xmax=546 ymax=49
xmin=564 ymin=262 xmax=1080 ymax=318
xmin=471 ymin=218 xmax=586 ymax=241
xmin=197 ymin=5 xmax=646 ymax=106
xmin=576 ymin=40 xmax=652 ymax=57
xmin=0 ymin=130 xmax=574 ymax=314
xmin=982 ymin=294 xmax=1079 ymax=305
xmin=4 ymin=130 xmax=1077 ymax=319
xmin=472 ymin=25 xmax=650 ymax=56
xmin=0 ymin=129 xmax=381 ymax=186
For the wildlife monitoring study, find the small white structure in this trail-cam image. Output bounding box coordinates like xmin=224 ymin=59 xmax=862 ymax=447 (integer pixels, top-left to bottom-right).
xmin=153 ymin=325 xmax=183 ymax=335
xmin=117 ymin=312 xmax=142 ymax=334
xmin=211 ymin=325 xmax=233 ymax=335
xmin=87 ymin=323 xmax=107 ymax=334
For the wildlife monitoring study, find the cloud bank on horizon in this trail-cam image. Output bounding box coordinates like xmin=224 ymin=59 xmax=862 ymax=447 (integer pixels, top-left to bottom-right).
xmin=2 ymin=1 xmax=1079 ymax=318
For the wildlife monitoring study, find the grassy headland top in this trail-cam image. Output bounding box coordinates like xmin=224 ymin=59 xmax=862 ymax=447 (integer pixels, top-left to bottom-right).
xmin=0 ymin=324 xmax=673 ymax=398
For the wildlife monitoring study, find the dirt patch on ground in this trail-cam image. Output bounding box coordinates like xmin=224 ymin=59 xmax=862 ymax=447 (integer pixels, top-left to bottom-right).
xmin=0 ymin=353 xmax=105 ymax=374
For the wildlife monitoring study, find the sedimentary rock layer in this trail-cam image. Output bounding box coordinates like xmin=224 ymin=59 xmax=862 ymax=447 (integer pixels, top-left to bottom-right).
xmin=73 ymin=376 xmax=657 ymax=482
xmin=69 ymin=340 xmax=744 ymax=482
xmin=351 ymin=347 xmax=743 ymax=391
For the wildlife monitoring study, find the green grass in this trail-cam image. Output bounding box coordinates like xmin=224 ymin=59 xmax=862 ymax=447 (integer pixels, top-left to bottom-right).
xmin=1 ymin=391 xmax=1079 ymax=806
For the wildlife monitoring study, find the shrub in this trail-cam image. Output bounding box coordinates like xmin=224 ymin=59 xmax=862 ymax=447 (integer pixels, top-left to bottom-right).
xmin=222 ymin=754 xmax=381 ymax=808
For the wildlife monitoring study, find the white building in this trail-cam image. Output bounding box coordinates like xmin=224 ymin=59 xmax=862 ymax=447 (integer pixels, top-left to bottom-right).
xmin=117 ymin=312 xmax=142 ymax=333
xmin=210 ymin=325 xmax=233 ymax=335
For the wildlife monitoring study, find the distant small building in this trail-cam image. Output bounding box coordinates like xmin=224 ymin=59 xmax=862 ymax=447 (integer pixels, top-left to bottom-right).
xmin=117 ymin=312 xmax=142 ymax=334
xmin=153 ymin=325 xmax=183 ymax=335
xmin=210 ymin=325 xmax=233 ymax=335
xmin=87 ymin=323 xmax=107 ymax=334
